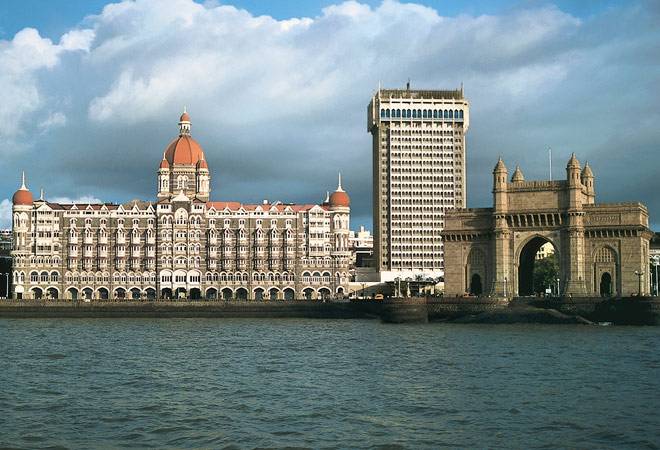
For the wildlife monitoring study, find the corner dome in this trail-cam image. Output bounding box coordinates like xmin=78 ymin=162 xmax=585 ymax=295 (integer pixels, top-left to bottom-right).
xmin=13 ymin=173 xmax=33 ymax=206
xmin=329 ymin=173 xmax=350 ymax=208
xmin=329 ymin=191 xmax=350 ymax=208
xmin=493 ymin=157 xmax=507 ymax=173
xmin=196 ymin=158 xmax=208 ymax=169
xmin=159 ymin=156 xmax=170 ymax=169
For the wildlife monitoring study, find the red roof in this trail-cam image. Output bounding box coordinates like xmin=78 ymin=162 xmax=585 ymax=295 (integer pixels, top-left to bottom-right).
xmin=164 ymin=135 xmax=205 ymax=165
xmin=12 ymin=189 xmax=33 ymax=206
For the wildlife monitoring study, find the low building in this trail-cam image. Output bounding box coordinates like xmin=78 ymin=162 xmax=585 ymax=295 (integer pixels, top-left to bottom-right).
xmin=349 ymin=225 xmax=373 ymax=268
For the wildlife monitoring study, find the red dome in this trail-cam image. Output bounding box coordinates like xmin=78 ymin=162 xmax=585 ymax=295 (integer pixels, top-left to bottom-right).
xmin=159 ymin=158 xmax=170 ymax=169
xmin=180 ymin=111 xmax=190 ymax=122
xmin=164 ymin=135 xmax=205 ymax=165
xmin=329 ymin=190 xmax=350 ymax=207
xmin=197 ymin=158 xmax=208 ymax=169
xmin=13 ymin=189 xmax=33 ymax=206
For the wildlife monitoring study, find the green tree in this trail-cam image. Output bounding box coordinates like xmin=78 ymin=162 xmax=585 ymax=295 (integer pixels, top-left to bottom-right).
xmin=533 ymin=254 xmax=559 ymax=295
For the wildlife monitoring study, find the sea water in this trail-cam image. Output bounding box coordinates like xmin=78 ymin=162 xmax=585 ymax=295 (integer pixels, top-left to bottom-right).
xmin=1 ymin=319 xmax=659 ymax=449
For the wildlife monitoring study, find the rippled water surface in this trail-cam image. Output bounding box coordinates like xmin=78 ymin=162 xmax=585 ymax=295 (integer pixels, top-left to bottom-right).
xmin=1 ymin=319 xmax=660 ymax=449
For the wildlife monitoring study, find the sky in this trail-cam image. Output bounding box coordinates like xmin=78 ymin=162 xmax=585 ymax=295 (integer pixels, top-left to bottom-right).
xmin=0 ymin=0 xmax=659 ymax=232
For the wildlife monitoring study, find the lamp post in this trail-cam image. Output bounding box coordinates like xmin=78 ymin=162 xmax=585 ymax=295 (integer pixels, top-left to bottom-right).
xmin=634 ymin=270 xmax=644 ymax=296
xmin=653 ymin=256 xmax=660 ymax=297
xmin=504 ymin=277 xmax=508 ymax=298
xmin=556 ymin=278 xmax=560 ymax=297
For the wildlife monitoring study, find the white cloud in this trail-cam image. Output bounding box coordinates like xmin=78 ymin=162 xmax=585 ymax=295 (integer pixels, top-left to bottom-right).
xmin=0 ymin=0 xmax=659 ymax=230
xmin=49 ymin=196 xmax=102 ymax=204
xmin=39 ymin=112 xmax=67 ymax=132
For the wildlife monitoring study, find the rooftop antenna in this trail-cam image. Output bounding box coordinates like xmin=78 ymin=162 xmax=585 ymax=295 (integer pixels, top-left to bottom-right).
xmin=549 ymin=147 xmax=552 ymax=181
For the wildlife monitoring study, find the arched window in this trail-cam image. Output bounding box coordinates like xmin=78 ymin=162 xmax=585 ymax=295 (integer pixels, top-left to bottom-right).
xmin=396 ymin=109 xmax=401 ymax=118
xmin=385 ymin=109 xmax=390 ymax=118
xmin=422 ymin=110 xmax=427 ymax=118
xmin=412 ymin=109 xmax=417 ymax=118
xmin=449 ymin=110 xmax=454 ymax=119
xmin=459 ymin=110 xmax=464 ymax=119
xmin=444 ymin=110 xmax=448 ymax=119
xmin=380 ymin=109 xmax=385 ymax=118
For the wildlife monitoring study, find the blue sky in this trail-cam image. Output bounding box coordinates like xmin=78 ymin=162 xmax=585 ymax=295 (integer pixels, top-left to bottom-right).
xmin=0 ymin=0 xmax=658 ymax=231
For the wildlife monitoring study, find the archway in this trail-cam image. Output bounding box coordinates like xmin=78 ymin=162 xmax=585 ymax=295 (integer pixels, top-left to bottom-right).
xmin=318 ymin=287 xmax=331 ymax=300
xmin=67 ymin=287 xmax=78 ymax=300
xmin=600 ymin=272 xmax=612 ymax=297
xmin=222 ymin=287 xmax=233 ymax=300
xmin=32 ymin=287 xmax=43 ymax=300
xmin=115 ymin=288 xmax=126 ymax=299
xmin=189 ymin=288 xmax=201 ymax=300
xmin=336 ymin=287 xmax=345 ymax=298
xmin=235 ymin=287 xmax=248 ymax=300
xmin=206 ymin=287 xmax=218 ymax=300
xmin=254 ymin=287 xmax=264 ymax=301
xmin=518 ymin=236 xmax=558 ymax=296
xmin=175 ymin=287 xmax=187 ymax=299
xmin=47 ymin=287 xmax=59 ymax=300
xmin=145 ymin=288 xmax=156 ymax=300
xmin=130 ymin=288 xmax=141 ymax=300
xmin=469 ymin=274 xmax=482 ymax=296
xmin=303 ymin=287 xmax=314 ymax=300
xmin=161 ymin=288 xmax=172 ymax=299
xmin=98 ymin=287 xmax=109 ymax=300
xmin=283 ymin=288 xmax=295 ymax=301
xmin=268 ymin=288 xmax=278 ymax=301
xmin=83 ymin=288 xmax=93 ymax=300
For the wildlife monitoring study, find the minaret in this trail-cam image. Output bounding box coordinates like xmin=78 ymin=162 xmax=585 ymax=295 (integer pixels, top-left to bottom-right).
xmin=491 ymin=158 xmax=511 ymax=297
xmin=581 ymin=162 xmax=595 ymax=204
xmin=157 ymin=153 xmax=170 ymax=199
xmin=196 ymin=155 xmax=210 ymax=201
xmin=565 ymin=153 xmax=587 ymax=296
xmin=511 ymin=165 xmax=525 ymax=183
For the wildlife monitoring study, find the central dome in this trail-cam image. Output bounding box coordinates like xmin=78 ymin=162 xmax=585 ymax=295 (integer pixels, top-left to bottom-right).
xmin=163 ymin=110 xmax=206 ymax=166
xmin=164 ymin=135 xmax=205 ymax=165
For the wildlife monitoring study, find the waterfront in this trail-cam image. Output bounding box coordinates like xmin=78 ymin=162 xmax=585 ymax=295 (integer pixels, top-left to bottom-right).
xmin=1 ymin=319 xmax=660 ymax=449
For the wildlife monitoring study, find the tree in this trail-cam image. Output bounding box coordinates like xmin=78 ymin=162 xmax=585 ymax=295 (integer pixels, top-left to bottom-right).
xmin=533 ymin=254 xmax=559 ymax=295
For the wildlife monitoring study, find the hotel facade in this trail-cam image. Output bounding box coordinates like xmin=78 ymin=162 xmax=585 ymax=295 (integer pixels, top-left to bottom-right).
xmin=11 ymin=112 xmax=351 ymax=301
xmin=368 ymin=85 xmax=469 ymax=281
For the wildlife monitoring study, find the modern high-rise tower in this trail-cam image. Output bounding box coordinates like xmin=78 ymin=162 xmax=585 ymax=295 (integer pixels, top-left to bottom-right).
xmin=368 ymin=84 xmax=469 ymax=281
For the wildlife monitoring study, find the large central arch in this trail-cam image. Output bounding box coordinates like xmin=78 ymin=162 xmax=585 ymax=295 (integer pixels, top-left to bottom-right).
xmin=517 ymin=235 xmax=559 ymax=296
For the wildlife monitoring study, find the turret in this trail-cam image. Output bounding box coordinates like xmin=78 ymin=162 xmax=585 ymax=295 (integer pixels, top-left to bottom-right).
xmin=511 ymin=165 xmax=525 ymax=183
xmin=157 ymin=154 xmax=170 ymax=198
xmin=581 ymin=162 xmax=595 ymax=204
xmin=566 ymin=153 xmax=582 ymax=209
xmin=493 ymin=157 xmax=508 ymax=213
xmin=329 ymin=173 xmax=350 ymax=253
xmin=196 ymin=156 xmax=210 ymax=201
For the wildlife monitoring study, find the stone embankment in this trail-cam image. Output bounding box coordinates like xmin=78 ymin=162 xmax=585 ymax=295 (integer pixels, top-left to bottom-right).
xmin=0 ymin=296 xmax=658 ymax=325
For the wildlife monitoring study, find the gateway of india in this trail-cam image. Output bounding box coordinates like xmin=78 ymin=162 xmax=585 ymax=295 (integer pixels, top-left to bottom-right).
xmin=442 ymin=154 xmax=653 ymax=298
xmin=11 ymin=112 xmax=351 ymax=301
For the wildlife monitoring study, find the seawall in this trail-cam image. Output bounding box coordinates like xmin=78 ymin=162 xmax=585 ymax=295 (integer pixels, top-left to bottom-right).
xmin=1 ymin=297 xmax=658 ymax=325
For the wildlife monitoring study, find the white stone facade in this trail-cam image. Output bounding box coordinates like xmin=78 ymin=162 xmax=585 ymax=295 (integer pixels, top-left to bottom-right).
xmin=11 ymin=112 xmax=351 ymax=301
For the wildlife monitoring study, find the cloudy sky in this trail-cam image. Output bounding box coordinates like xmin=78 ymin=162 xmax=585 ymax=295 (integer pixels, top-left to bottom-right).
xmin=0 ymin=0 xmax=659 ymax=231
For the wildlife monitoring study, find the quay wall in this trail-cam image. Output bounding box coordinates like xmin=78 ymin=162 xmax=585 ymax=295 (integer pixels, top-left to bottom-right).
xmin=1 ymin=297 xmax=658 ymax=324
xmin=0 ymin=300 xmax=373 ymax=319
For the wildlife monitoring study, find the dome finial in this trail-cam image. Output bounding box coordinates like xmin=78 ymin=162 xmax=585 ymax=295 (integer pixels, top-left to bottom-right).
xmin=337 ymin=172 xmax=344 ymax=192
xmin=325 ymin=191 xmax=330 ymax=203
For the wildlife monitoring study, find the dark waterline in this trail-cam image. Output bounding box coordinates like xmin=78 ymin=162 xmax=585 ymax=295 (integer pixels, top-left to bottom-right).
xmin=1 ymin=319 xmax=660 ymax=449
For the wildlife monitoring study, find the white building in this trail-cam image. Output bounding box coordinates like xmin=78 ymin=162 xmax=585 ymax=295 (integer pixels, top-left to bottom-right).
xmin=367 ymin=84 xmax=469 ymax=281
xmin=11 ymin=111 xmax=352 ymax=301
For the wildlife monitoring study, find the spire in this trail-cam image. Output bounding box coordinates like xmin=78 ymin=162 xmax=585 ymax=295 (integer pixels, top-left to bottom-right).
xmin=511 ymin=165 xmax=525 ymax=182
xmin=39 ymin=188 xmax=44 ymax=201
xmin=582 ymin=161 xmax=593 ymax=177
xmin=567 ymin=152 xmax=580 ymax=169
xmin=324 ymin=191 xmax=330 ymax=203
xmin=336 ymin=172 xmax=344 ymax=192
xmin=20 ymin=171 xmax=27 ymax=190
xmin=493 ymin=157 xmax=507 ymax=173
